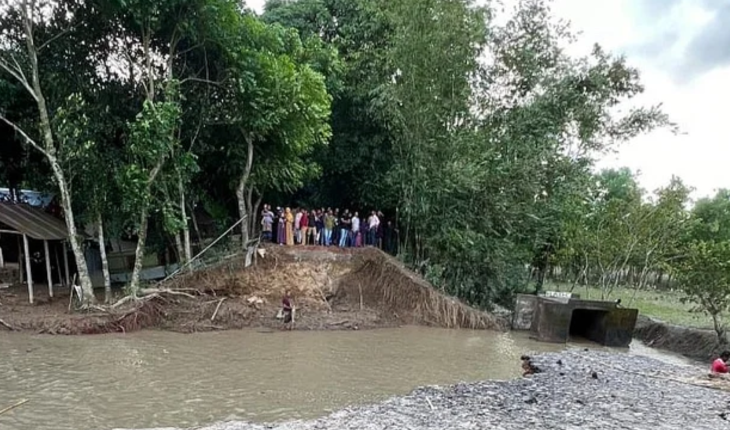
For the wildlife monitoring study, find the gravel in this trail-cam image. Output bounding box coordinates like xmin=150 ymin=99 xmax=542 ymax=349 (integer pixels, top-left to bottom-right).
xmin=126 ymin=349 xmax=730 ymax=430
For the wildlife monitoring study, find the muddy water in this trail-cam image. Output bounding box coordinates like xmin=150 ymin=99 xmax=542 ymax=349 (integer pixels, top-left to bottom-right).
xmin=0 ymin=327 xmax=690 ymax=430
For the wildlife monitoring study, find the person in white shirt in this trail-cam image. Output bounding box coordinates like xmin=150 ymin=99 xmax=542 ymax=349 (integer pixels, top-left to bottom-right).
xmin=367 ymin=210 xmax=379 ymax=246
xmin=351 ymin=212 xmax=361 ymax=247
xmin=294 ymin=209 xmax=303 ymax=244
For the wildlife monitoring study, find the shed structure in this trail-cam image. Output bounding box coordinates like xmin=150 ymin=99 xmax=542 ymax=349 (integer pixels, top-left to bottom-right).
xmin=0 ymin=202 xmax=71 ymax=303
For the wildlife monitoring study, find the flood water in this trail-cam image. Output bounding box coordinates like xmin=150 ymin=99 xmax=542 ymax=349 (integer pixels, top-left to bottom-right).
xmin=0 ymin=327 xmax=691 ymax=430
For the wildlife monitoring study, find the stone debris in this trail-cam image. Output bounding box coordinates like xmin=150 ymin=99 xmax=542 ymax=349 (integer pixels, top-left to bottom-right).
xmin=127 ymin=349 xmax=730 ymax=430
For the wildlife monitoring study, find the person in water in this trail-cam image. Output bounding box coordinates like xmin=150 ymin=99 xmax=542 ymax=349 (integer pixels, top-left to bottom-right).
xmin=281 ymin=290 xmax=294 ymax=330
xmin=711 ymin=350 xmax=730 ymax=374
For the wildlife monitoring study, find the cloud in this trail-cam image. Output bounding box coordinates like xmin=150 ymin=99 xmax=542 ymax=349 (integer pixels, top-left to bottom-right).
xmin=681 ymin=2 xmax=730 ymax=76
xmin=625 ymin=0 xmax=730 ymax=82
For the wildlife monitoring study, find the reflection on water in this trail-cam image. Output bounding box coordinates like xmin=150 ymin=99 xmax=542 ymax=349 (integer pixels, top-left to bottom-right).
xmin=0 ymin=327 xmax=691 ymax=430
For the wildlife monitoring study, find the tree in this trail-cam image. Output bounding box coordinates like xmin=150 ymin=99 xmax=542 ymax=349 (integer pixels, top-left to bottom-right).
xmin=0 ymin=0 xmax=98 ymax=305
xmin=263 ymin=0 xmax=394 ymax=209
xmin=671 ymin=240 xmax=730 ymax=343
xmin=206 ymin=14 xmax=331 ymax=248
xmin=668 ymin=188 xmax=730 ymax=342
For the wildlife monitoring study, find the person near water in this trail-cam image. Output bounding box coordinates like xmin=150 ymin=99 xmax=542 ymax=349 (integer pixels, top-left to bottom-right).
xmin=282 ymin=290 xmax=294 ymax=330
xmin=711 ymin=351 xmax=730 ymax=374
xmin=285 ymin=208 xmax=294 ymax=246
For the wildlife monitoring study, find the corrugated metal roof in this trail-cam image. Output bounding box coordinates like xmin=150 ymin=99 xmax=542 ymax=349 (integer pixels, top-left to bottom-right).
xmin=0 ymin=202 xmax=69 ymax=240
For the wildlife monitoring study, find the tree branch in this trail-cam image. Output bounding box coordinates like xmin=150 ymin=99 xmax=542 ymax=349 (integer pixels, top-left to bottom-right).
xmin=0 ymin=56 xmax=38 ymax=102
xmin=0 ymin=114 xmax=48 ymax=157
xmin=179 ymin=76 xmax=222 ymax=86
xmin=38 ymin=24 xmax=76 ymax=51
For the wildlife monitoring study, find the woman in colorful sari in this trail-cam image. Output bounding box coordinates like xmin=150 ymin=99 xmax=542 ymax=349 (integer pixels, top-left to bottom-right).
xmin=285 ymin=207 xmax=294 ymax=245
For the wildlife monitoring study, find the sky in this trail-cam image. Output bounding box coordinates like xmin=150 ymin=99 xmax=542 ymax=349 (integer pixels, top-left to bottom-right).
xmin=246 ymin=0 xmax=729 ymax=198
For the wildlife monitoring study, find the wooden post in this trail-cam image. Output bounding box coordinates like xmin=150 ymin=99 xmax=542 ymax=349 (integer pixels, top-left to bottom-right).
xmin=63 ymin=241 xmax=70 ymax=286
xmin=23 ymin=234 xmax=33 ymax=304
xmin=54 ymin=244 xmax=63 ymax=288
xmin=17 ymin=236 xmax=23 ymax=284
xmin=44 ymin=240 xmax=53 ymax=298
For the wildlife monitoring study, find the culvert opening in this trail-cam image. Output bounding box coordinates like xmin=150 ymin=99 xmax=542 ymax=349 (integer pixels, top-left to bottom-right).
xmin=569 ymin=309 xmax=608 ymax=343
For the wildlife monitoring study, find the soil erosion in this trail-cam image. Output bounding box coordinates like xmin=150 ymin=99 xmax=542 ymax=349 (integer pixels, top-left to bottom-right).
xmin=0 ymin=246 xmax=505 ymax=335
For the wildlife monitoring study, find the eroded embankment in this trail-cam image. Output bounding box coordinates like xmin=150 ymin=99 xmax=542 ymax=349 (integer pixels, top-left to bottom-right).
xmin=129 ymin=349 xmax=730 ymax=430
xmin=0 ymin=246 xmax=505 ymax=334
xmin=634 ymin=316 xmax=729 ymax=362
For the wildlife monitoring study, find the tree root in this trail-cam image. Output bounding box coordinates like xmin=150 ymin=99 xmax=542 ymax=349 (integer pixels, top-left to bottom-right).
xmin=111 ymin=288 xmax=198 ymax=309
xmin=211 ymin=297 xmax=226 ymax=322
xmin=0 ymin=317 xmax=15 ymax=331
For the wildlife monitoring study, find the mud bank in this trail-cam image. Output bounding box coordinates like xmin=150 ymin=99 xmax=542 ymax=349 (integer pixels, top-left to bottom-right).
xmin=0 ymin=246 xmax=505 ymax=334
xmin=125 ymin=350 xmax=730 ymax=430
xmin=634 ymin=316 xmax=729 ymax=362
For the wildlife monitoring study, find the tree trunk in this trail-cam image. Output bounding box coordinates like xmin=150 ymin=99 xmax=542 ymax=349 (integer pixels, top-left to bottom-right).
xmin=236 ymin=181 xmax=249 ymax=249
xmin=97 ymin=212 xmax=112 ymax=304
xmin=178 ymin=177 xmax=192 ymax=268
xmin=18 ymin=4 xmax=97 ymax=304
xmin=188 ymin=202 xmax=202 ymax=248
xmin=128 ymin=204 xmax=150 ymax=297
xmin=712 ymin=312 xmax=726 ymax=345
xmin=51 ymin=160 xmax=96 ymax=304
xmin=235 ymin=134 xmax=254 ymax=249
xmin=174 ymin=233 xmax=184 ymax=265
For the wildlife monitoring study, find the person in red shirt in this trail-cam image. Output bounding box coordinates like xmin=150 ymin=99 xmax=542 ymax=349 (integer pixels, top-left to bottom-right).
xmin=711 ymin=351 xmax=730 ymax=374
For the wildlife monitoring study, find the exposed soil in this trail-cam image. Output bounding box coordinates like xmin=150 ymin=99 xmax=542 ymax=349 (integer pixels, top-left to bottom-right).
xmin=634 ymin=315 xmax=729 ymax=361
xmin=0 ymin=245 xmax=505 ymax=335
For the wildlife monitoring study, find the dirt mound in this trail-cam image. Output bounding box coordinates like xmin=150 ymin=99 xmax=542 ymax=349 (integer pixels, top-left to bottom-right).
xmin=168 ymin=245 xmax=505 ymax=331
xmin=634 ymin=316 xmax=728 ymax=361
xmin=0 ymin=246 xmax=504 ymax=335
xmin=334 ymin=249 xmax=505 ymax=329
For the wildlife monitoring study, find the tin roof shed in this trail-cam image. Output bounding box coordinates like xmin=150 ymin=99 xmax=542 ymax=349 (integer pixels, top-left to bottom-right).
xmin=0 ymin=202 xmax=69 ymax=240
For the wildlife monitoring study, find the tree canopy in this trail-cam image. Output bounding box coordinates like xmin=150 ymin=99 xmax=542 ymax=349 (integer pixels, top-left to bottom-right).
xmin=3 ymin=0 xmax=728 ymax=332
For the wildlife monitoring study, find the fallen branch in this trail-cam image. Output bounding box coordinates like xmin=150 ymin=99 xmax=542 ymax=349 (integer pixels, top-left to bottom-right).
xmin=0 ymin=399 xmax=29 ymax=416
xmin=0 ymin=317 xmax=15 ymax=331
xmin=111 ymin=295 xmax=138 ymax=309
xmin=111 ymin=288 xmax=196 ymax=309
xmin=426 ymin=397 xmax=435 ymax=410
xmin=211 ymin=297 xmax=226 ymax=322
xmin=140 ymin=288 xmax=197 ymax=299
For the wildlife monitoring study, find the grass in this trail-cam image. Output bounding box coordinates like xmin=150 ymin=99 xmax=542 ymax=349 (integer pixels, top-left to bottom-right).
xmin=545 ymin=281 xmax=716 ymax=330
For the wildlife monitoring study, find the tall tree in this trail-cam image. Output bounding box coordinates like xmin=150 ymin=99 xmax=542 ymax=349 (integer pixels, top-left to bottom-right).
xmin=0 ymin=0 xmax=101 ymax=305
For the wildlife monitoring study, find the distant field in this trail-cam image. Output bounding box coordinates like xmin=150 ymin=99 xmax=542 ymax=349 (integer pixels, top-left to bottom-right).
xmin=545 ymin=282 xmax=716 ymax=330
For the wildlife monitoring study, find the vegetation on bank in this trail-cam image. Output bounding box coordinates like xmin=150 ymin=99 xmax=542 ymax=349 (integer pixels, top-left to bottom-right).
xmin=1 ymin=0 xmax=729 ymax=341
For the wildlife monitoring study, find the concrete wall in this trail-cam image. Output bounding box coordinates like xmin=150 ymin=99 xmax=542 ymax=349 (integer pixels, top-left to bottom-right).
xmin=603 ymin=308 xmax=639 ymax=347
xmin=527 ymin=296 xmax=638 ymax=347
xmin=513 ymin=294 xmax=538 ymax=330
xmin=530 ymin=299 xmax=573 ymax=343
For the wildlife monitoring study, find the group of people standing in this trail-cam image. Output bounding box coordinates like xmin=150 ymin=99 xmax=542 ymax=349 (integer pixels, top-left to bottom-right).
xmin=259 ymin=205 xmax=398 ymax=254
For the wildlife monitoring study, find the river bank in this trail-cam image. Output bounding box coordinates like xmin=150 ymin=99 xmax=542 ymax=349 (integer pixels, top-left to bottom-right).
xmin=0 ymin=246 xmax=504 ymax=334
xmin=127 ymin=349 xmax=729 ymax=430
xmin=634 ymin=315 xmax=729 ymax=362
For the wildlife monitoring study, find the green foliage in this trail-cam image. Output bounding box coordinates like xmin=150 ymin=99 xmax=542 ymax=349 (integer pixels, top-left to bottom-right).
xmin=671 ymin=240 xmax=730 ymax=337
xmin=120 ymin=95 xmax=182 ymax=217
xmin=9 ymin=0 xmax=726 ymax=321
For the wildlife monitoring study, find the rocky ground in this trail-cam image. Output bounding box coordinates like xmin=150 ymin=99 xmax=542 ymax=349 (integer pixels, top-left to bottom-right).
xmin=130 ymin=349 xmax=730 ymax=430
